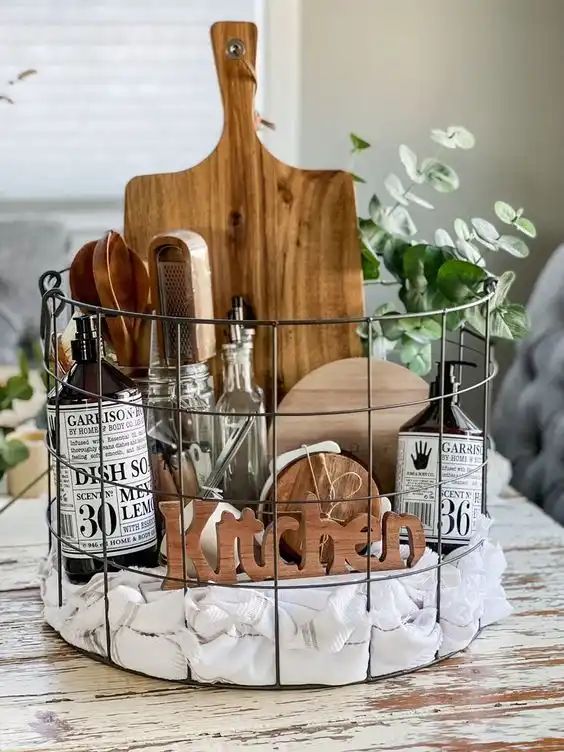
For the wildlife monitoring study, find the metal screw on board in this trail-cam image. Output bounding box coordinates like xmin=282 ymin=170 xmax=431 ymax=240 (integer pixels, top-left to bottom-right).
xmin=226 ymin=39 xmax=246 ymax=59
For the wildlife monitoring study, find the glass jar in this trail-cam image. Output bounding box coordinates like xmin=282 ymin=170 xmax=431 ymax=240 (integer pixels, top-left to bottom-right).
xmin=145 ymin=363 xmax=217 ymax=546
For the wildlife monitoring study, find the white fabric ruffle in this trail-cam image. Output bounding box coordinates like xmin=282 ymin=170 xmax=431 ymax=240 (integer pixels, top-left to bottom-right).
xmin=39 ymin=514 xmax=511 ymax=686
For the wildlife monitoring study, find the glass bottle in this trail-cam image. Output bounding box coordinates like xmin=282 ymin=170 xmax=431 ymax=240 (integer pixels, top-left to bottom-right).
xmin=217 ymin=338 xmax=268 ymax=507
xmin=46 ymin=315 xmax=158 ymax=583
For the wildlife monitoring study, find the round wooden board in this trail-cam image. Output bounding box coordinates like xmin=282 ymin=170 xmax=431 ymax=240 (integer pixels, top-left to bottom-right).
xmin=274 ymin=357 xmax=429 ymax=495
xmin=269 ymin=452 xmax=381 ymax=566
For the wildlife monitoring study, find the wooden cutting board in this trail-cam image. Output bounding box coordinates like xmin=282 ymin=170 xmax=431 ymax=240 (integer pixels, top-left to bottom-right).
xmin=124 ymin=21 xmax=363 ymax=400
xmin=274 ymin=358 xmax=429 ymax=496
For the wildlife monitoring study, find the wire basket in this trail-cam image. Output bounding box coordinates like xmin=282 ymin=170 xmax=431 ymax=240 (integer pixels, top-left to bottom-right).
xmin=38 ymin=269 xmax=500 ymax=688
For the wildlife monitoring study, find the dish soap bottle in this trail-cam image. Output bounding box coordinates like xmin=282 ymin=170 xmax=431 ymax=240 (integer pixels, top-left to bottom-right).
xmin=395 ymin=360 xmax=484 ymax=553
xmin=47 ymin=315 xmax=158 ymax=582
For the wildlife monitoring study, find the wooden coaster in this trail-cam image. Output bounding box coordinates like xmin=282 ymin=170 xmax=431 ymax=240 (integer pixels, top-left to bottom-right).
xmin=267 ymin=452 xmax=381 ymax=565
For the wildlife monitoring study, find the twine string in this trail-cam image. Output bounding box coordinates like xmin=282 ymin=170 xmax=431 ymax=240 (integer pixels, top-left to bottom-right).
xmin=236 ymin=56 xmax=276 ymax=131
xmin=302 ymin=445 xmax=363 ymax=556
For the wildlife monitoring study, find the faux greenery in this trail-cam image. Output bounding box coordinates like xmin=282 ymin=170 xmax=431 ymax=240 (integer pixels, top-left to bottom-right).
xmin=0 ymin=354 xmax=32 ymax=481
xmin=351 ymin=126 xmax=534 ymax=374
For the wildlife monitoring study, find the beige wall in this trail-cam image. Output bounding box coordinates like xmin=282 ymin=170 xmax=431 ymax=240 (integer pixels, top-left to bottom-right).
xmin=290 ymin=0 xmax=564 ymax=321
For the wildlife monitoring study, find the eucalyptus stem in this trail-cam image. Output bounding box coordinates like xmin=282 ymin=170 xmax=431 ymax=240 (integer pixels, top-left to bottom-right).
xmin=388 ymin=145 xmax=443 ymax=218
xmin=367 ymin=279 xmax=398 ymax=286
xmin=388 ymin=180 xmax=416 ymax=218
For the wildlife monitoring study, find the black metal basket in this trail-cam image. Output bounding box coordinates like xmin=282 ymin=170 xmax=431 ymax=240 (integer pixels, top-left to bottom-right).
xmin=39 ymin=268 xmax=495 ymax=688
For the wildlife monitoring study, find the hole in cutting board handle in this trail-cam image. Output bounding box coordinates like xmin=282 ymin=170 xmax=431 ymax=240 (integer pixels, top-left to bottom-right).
xmin=226 ymin=39 xmax=246 ymax=59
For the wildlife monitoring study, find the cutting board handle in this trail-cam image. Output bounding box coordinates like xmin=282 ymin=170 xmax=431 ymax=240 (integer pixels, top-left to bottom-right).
xmin=211 ymin=21 xmax=258 ymax=141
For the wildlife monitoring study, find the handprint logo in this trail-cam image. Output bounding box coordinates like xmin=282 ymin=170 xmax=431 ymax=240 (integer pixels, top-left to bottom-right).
xmin=411 ymin=441 xmax=432 ymax=470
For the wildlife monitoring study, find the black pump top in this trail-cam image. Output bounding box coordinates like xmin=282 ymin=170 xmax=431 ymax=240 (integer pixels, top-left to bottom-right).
xmin=71 ymin=315 xmax=99 ymax=362
xmin=430 ymin=360 xmax=476 ymax=402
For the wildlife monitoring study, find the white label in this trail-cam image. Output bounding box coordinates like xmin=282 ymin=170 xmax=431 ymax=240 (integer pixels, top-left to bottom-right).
xmin=395 ymin=431 xmax=483 ymax=543
xmin=47 ymin=397 xmax=157 ymax=559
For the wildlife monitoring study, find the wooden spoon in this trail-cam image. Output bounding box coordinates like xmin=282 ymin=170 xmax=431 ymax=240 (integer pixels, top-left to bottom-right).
xmin=69 ymin=240 xmax=99 ymax=308
xmin=129 ymin=249 xmax=151 ymax=367
xmin=93 ymin=231 xmax=133 ymax=365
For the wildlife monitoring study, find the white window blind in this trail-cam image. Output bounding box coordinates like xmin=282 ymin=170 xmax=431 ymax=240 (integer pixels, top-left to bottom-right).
xmin=0 ymin=0 xmax=263 ymax=201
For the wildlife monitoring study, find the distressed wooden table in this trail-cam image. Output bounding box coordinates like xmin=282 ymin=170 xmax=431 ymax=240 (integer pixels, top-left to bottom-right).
xmin=0 ymin=493 xmax=562 ymax=752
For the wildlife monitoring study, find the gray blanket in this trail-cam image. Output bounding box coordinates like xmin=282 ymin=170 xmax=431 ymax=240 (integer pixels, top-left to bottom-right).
xmin=493 ymin=245 xmax=564 ymax=524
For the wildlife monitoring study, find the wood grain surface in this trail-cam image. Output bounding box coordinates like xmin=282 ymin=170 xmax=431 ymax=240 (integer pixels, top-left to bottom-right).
xmin=124 ymin=22 xmax=363 ymax=400
xmin=272 ymin=451 xmax=381 ymax=565
xmin=275 ymin=358 xmax=430 ymax=495
xmin=1 ymin=491 xmax=563 ymax=751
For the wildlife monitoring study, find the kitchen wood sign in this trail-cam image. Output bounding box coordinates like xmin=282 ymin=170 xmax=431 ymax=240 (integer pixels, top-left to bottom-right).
xmin=159 ymin=501 xmax=426 ymax=590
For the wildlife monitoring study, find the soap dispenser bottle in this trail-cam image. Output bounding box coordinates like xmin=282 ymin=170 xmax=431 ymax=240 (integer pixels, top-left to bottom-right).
xmin=47 ymin=315 xmax=158 ymax=582
xmin=395 ymin=360 xmax=484 ymax=552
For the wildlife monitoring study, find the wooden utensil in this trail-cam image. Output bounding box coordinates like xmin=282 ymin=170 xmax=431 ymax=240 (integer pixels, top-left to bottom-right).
xmin=124 ymin=21 xmax=363 ymax=401
xmin=274 ymin=358 xmax=429 ymax=496
xmin=69 ymin=240 xmax=99 ymax=308
xmin=128 ymin=249 xmax=151 ymax=366
xmin=92 ymin=231 xmax=134 ymax=366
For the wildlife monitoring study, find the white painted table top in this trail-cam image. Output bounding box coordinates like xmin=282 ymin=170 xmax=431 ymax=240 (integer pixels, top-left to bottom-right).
xmin=0 ymin=493 xmax=563 ymax=752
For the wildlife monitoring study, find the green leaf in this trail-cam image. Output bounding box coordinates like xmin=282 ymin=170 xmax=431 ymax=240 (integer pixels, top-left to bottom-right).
xmin=368 ymin=194 xmax=381 ymax=222
xmin=379 ymin=312 xmax=406 ymax=341
xmin=465 ymin=306 xmax=486 ymax=336
xmin=471 ymin=218 xmax=499 ymax=242
xmin=496 ymin=234 xmax=530 ymax=258
xmin=473 ymin=234 xmax=498 ymax=252
xmin=494 ymin=201 xmax=516 ymax=224
xmin=0 ymin=436 xmax=29 ymax=468
xmin=454 ymin=218 xmax=471 ymax=241
xmin=436 ymin=259 xmax=487 ymax=302
xmin=514 ymin=217 xmax=537 ymax=238
xmin=449 ymin=125 xmax=476 ymax=149
xmin=0 ymin=374 xmax=33 ymax=411
xmin=18 ymin=350 xmax=29 ymax=379
xmin=350 ymin=133 xmax=371 ymax=152
xmin=503 ymin=303 xmax=530 ymax=338
xmin=491 ymin=304 xmax=530 ymax=340
xmin=455 ymin=239 xmax=484 ymax=266
xmin=430 ymin=126 xmax=475 ymax=150
xmin=403 ymin=244 xmax=448 ymax=289
xmin=399 ymin=144 xmax=424 ymax=183
xmin=400 ymin=286 xmax=433 ymax=313
xmin=430 ymin=128 xmax=457 ymax=150
xmin=403 ymin=246 xmax=428 ymax=292
xmin=361 ymin=246 xmax=380 ymax=280
xmin=421 ymin=159 xmax=459 ymax=193
xmin=431 ymin=290 xmax=466 ymax=330
xmin=402 ymin=317 xmax=443 ymax=344
xmin=405 ymin=191 xmax=434 ymax=209
xmin=491 ymin=270 xmax=516 ymax=309
xmin=398 ymin=336 xmax=423 ymax=366
xmin=435 ymin=228 xmax=455 ymax=247
xmin=384 ymin=173 xmax=409 ymax=206
xmin=351 ymin=172 xmax=366 ymax=184
xmin=381 ymin=206 xmax=417 ymax=238
xmin=358 ymin=217 xmax=383 ymax=248
xmin=401 ymin=341 xmax=432 ymax=375
xmin=382 ymin=236 xmax=410 ymax=281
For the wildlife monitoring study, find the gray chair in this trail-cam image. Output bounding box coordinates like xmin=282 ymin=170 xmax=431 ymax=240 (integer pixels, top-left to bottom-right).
xmin=493 ymin=244 xmax=564 ymax=524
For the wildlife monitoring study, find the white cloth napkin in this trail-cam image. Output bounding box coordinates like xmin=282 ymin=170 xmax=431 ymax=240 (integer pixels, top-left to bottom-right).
xmin=40 ymin=515 xmax=511 ymax=685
